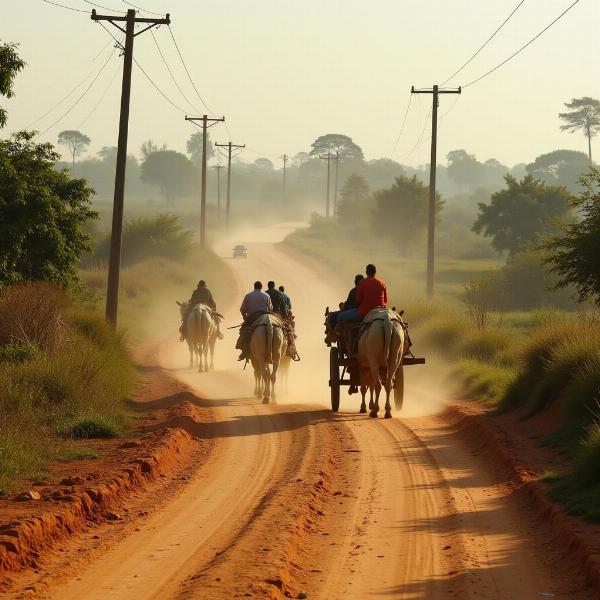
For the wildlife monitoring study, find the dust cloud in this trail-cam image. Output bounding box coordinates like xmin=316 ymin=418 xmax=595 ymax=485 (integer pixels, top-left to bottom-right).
xmin=158 ymin=222 xmax=451 ymax=418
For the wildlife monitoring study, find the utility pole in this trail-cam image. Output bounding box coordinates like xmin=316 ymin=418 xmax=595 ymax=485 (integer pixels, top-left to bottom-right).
xmin=90 ymin=8 xmax=170 ymax=327
xmin=185 ymin=115 xmax=225 ymax=247
xmin=411 ymin=84 xmax=461 ymax=298
xmin=215 ymin=141 xmax=245 ymax=227
xmin=319 ymin=152 xmax=335 ymax=218
xmin=211 ymin=165 xmax=225 ymax=220
xmin=281 ymin=153 xmax=288 ymax=201
xmin=333 ymin=149 xmax=340 ymax=216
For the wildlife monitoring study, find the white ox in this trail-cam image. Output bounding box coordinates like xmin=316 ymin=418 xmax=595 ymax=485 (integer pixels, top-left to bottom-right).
xmin=357 ymin=308 xmax=405 ymax=419
xmin=177 ymin=302 xmax=218 ymax=372
xmin=249 ymin=313 xmax=288 ymax=404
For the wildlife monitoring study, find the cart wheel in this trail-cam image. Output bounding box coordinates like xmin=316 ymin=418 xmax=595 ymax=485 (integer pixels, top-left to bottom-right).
xmin=330 ymin=347 xmax=340 ymax=412
xmin=394 ymin=365 xmax=404 ymax=411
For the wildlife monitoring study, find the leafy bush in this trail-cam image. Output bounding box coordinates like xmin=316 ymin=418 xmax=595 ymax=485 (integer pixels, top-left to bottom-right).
xmin=458 ymin=328 xmax=512 ymax=363
xmin=87 ymin=214 xmax=194 ymax=267
xmin=66 ymin=415 xmax=120 ymax=439
xmin=0 ymin=342 xmax=38 ymax=363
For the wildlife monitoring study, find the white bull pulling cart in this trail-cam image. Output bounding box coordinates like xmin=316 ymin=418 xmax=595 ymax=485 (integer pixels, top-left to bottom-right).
xmin=324 ymin=307 xmax=425 ymax=412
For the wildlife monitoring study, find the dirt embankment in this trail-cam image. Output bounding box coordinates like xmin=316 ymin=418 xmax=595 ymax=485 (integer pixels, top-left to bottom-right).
xmin=0 ymin=342 xmax=216 ymax=592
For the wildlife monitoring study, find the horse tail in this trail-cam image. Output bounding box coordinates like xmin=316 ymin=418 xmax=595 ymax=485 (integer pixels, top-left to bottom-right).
xmin=266 ymin=316 xmax=274 ymax=364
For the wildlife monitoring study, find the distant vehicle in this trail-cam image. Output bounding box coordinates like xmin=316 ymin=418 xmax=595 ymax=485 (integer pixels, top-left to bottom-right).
xmin=233 ymin=245 xmax=247 ymax=259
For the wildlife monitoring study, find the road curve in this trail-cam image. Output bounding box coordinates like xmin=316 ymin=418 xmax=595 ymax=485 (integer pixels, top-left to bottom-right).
xmin=40 ymin=224 xmax=589 ymax=600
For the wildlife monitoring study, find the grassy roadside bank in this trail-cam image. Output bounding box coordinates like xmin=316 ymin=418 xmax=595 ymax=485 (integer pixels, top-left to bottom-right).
xmin=283 ymin=224 xmax=600 ymax=521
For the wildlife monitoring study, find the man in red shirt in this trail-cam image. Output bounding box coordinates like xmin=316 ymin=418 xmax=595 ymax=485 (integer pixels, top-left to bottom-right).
xmin=338 ymin=264 xmax=387 ymax=323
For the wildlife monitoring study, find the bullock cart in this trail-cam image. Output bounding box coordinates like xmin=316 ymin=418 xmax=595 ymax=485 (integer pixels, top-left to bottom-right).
xmin=324 ymin=308 xmax=425 ymax=413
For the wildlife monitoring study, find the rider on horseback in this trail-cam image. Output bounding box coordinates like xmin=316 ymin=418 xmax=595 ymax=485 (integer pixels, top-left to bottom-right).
xmin=236 ymin=281 xmax=273 ymax=361
xmin=180 ymin=280 xmax=222 ymax=341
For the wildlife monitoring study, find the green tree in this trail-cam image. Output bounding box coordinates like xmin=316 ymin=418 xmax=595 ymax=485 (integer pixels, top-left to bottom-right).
xmin=140 ymin=139 xmax=167 ymax=160
xmin=309 ymin=134 xmax=364 ymax=161
xmin=473 ymin=175 xmax=571 ymax=255
xmin=186 ymin=131 xmax=214 ymax=164
xmin=446 ymin=149 xmax=487 ymax=190
xmin=57 ymin=130 xmax=91 ymax=169
xmin=0 ymin=131 xmax=97 ymax=287
xmin=140 ymin=150 xmax=195 ymax=203
xmin=0 ymin=42 xmax=25 ymax=128
xmin=371 ymin=175 xmax=443 ymax=250
xmin=545 ymin=168 xmax=600 ymax=304
xmin=338 ymin=173 xmax=370 ymax=224
xmin=559 ymin=97 xmax=600 ymax=161
xmin=526 ymin=149 xmax=590 ymax=192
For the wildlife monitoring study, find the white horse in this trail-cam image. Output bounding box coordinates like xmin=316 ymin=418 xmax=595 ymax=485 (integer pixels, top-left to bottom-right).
xmin=177 ymin=302 xmax=218 ymax=372
xmin=249 ymin=313 xmax=287 ymax=404
xmin=357 ymin=309 xmax=405 ymax=419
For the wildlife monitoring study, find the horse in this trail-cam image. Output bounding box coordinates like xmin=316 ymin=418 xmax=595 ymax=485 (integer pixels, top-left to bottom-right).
xmin=249 ymin=313 xmax=287 ymax=404
xmin=356 ymin=308 xmax=405 ymax=419
xmin=177 ymin=302 xmax=218 ymax=372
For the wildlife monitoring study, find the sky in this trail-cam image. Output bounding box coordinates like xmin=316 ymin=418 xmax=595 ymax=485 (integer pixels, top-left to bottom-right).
xmin=3 ymin=0 xmax=600 ymax=168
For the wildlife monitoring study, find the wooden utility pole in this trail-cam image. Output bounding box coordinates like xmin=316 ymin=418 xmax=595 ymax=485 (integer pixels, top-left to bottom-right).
xmin=185 ymin=115 xmax=225 ymax=247
xmin=90 ymin=8 xmax=170 ymax=327
xmin=281 ymin=153 xmax=288 ymax=201
xmin=411 ymin=84 xmax=461 ymax=298
xmin=211 ymin=165 xmax=225 ymax=220
xmin=319 ymin=152 xmax=335 ymax=218
xmin=215 ymin=141 xmax=245 ymax=228
xmin=333 ymin=150 xmax=340 ymax=216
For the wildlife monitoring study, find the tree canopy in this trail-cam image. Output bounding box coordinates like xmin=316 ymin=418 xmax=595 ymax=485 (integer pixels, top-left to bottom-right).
xmin=309 ymin=134 xmax=364 ymax=161
xmin=545 ymin=168 xmax=600 ymax=304
xmin=473 ymin=174 xmax=571 ymax=255
xmin=186 ymin=131 xmax=214 ymax=163
xmin=57 ymin=130 xmax=91 ymax=169
xmin=140 ymin=150 xmax=195 ymax=203
xmin=338 ymin=173 xmax=371 ymax=225
xmin=559 ymin=97 xmax=600 ymax=161
xmin=0 ymin=42 xmax=25 ymax=128
xmin=0 ymin=131 xmax=97 ymax=288
xmin=371 ymin=175 xmax=443 ymax=251
xmin=526 ymin=149 xmax=590 ymax=191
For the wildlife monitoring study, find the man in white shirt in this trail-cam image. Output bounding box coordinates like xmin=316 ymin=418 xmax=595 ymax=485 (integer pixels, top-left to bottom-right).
xmin=236 ymin=281 xmax=273 ymax=360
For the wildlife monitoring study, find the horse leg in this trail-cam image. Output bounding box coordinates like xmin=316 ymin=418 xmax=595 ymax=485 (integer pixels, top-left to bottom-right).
xmin=360 ymin=385 xmax=367 ymax=413
xmin=209 ymin=334 xmax=216 ymax=370
xmin=187 ymin=341 xmax=194 ymax=369
xmin=262 ymin=365 xmax=271 ymax=404
xmin=369 ymin=360 xmax=381 ymax=418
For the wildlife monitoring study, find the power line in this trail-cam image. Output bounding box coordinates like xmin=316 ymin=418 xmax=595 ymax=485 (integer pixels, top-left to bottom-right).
xmin=82 ymin=0 xmax=123 ymax=12
xmin=122 ymin=0 xmax=165 ymax=16
xmin=402 ymin=106 xmax=432 ymax=163
xmin=132 ymin=56 xmax=187 ymax=113
xmin=40 ymin=46 xmax=117 ymax=135
xmin=439 ymin=94 xmax=461 ymax=121
xmin=77 ymin=60 xmax=121 ymax=127
xmin=464 ymin=0 xmax=582 ymax=88
xmin=42 ymin=0 xmax=88 ymax=13
xmin=441 ymin=0 xmax=527 ymax=85
xmin=390 ymin=93 xmax=413 ymax=158
xmin=150 ymin=28 xmax=199 ymax=113
xmin=26 ymin=40 xmax=117 ymax=128
xmin=167 ymin=24 xmax=215 ymax=116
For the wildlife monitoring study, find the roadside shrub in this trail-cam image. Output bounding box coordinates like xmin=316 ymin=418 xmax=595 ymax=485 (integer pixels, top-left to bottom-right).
xmin=66 ymin=415 xmax=120 ymax=439
xmin=452 ymin=359 xmax=517 ymax=406
xmin=418 ymin=313 xmax=468 ymax=356
xmin=0 ymin=342 xmax=38 ymax=363
xmin=458 ymin=328 xmax=512 ymax=363
xmin=0 ymin=282 xmax=70 ymax=350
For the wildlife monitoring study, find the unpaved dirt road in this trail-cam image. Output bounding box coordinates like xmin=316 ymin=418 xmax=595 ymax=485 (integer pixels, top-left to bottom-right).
xmin=42 ymin=225 xmax=590 ymax=599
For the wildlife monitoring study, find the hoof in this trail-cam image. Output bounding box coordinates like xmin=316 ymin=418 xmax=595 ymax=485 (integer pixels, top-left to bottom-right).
xmin=369 ymin=411 xmax=378 ymax=419
xmin=359 ymin=406 xmax=367 ymax=414
xmin=262 ymin=397 xmax=269 ymax=404
xmin=384 ymin=412 xmax=392 ymax=419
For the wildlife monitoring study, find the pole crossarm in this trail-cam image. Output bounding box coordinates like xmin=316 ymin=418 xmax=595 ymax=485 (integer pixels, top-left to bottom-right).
xmin=91 ymin=9 xmax=170 ymax=25
xmin=185 ymin=115 xmax=225 ymax=127
xmin=411 ymin=86 xmax=462 ymax=95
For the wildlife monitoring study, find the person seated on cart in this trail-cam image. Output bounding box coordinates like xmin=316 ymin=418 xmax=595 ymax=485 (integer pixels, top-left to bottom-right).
xmin=328 ymin=274 xmax=364 ymax=330
xmin=236 ymin=281 xmax=273 ymax=360
xmin=337 ymin=264 xmax=387 ymax=323
xmin=278 ymin=285 xmax=292 ymax=315
xmin=266 ymin=281 xmax=289 ymax=319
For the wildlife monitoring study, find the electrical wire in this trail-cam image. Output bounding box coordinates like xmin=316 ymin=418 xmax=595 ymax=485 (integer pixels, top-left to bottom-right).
xmin=463 ymin=0 xmax=582 ymax=88
xmin=150 ymin=28 xmax=199 ymax=113
xmin=132 ymin=56 xmax=187 ymax=114
xmin=25 ymin=40 xmax=117 ymax=128
xmin=390 ymin=93 xmax=413 ymax=158
xmin=167 ymin=24 xmax=216 ymax=116
xmin=439 ymin=94 xmax=461 ymax=121
xmin=40 ymin=46 xmax=117 ymax=135
xmin=81 ymin=0 xmax=123 ymax=11
xmin=42 ymin=0 xmax=88 ymax=13
xmin=122 ymin=0 xmax=165 ymax=16
xmin=402 ymin=106 xmax=432 ymax=163
xmin=77 ymin=60 xmax=121 ymax=127
xmin=441 ymin=0 xmax=527 ymax=85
